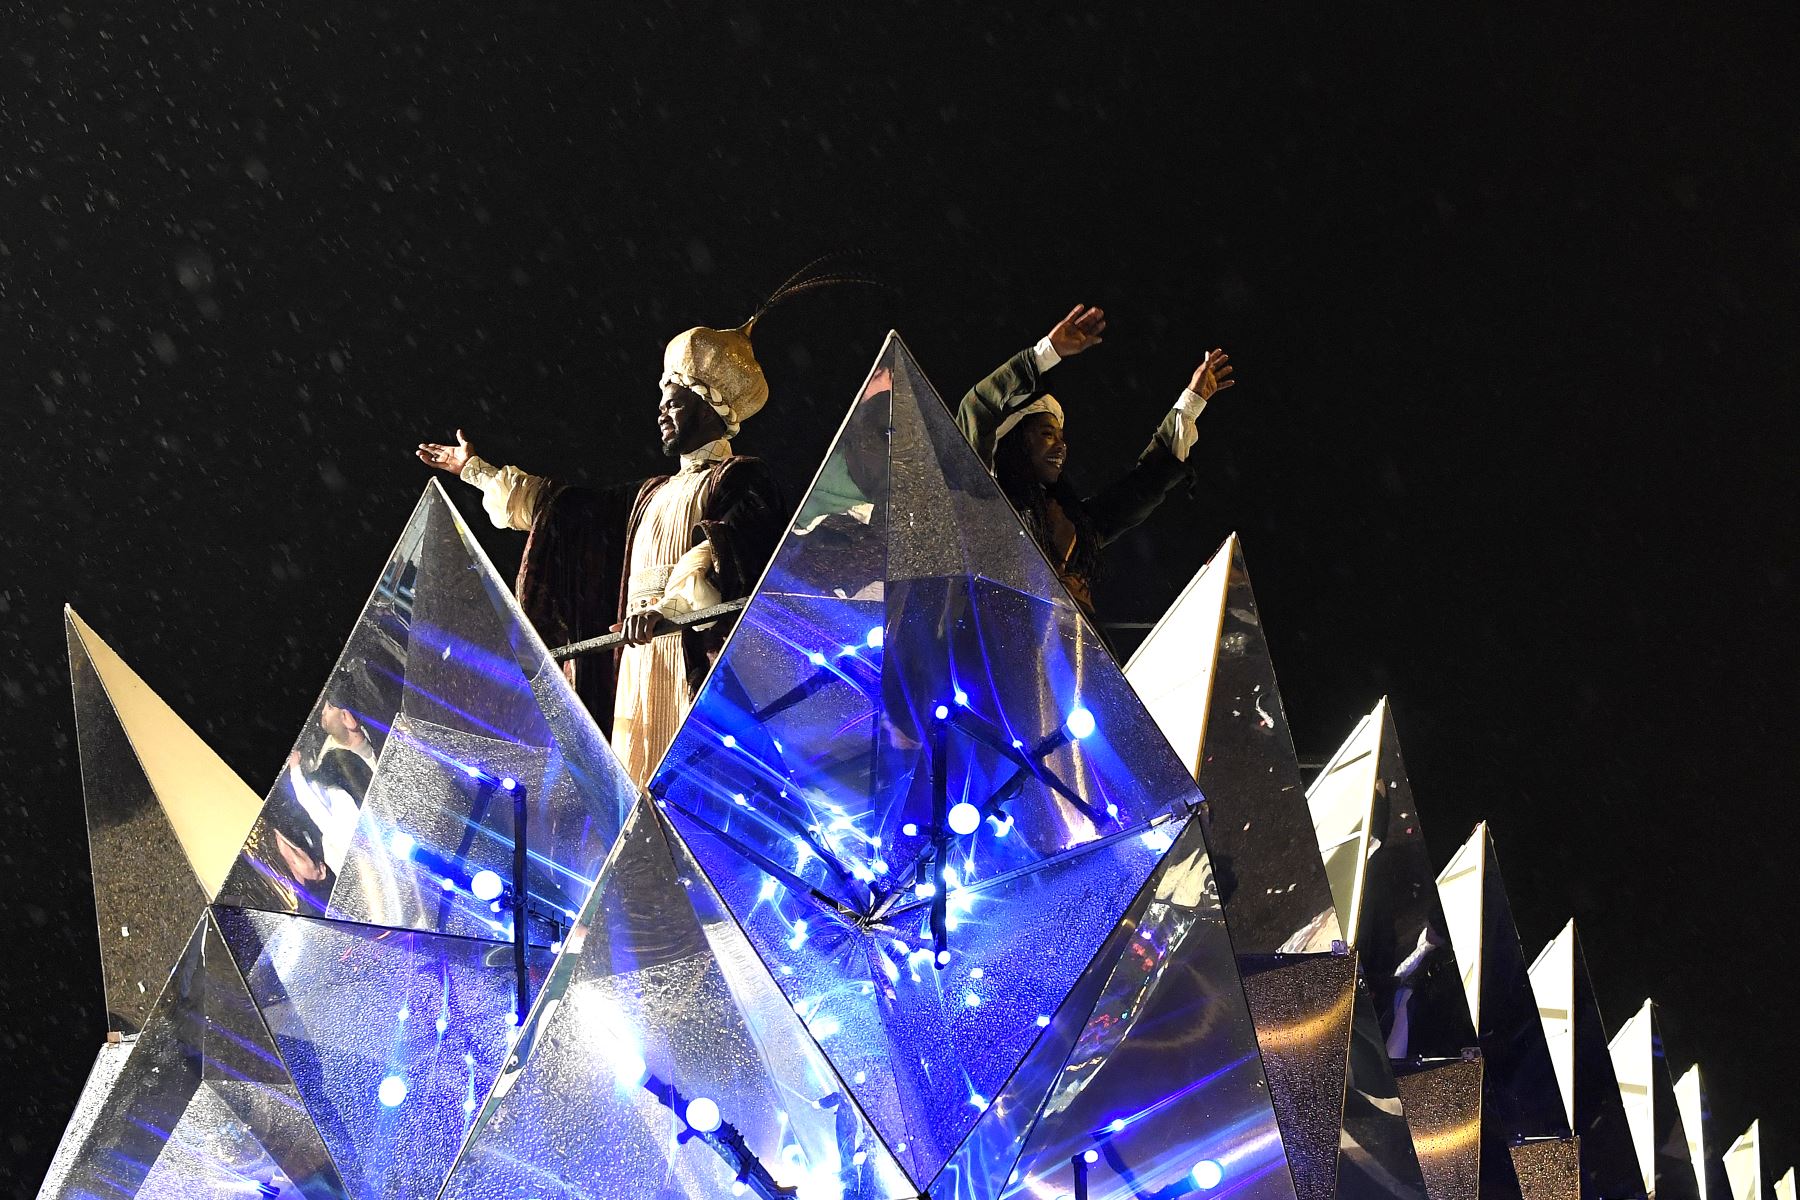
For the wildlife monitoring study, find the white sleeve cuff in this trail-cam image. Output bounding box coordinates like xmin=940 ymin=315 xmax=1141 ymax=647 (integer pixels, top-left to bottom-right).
xmin=1163 ymin=389 xmax=1209 ymax=462
xmin=1031 ymin=337 xmax=1062 ymax=374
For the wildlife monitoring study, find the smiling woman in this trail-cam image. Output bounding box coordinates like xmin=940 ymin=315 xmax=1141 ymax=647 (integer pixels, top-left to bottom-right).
xmin=957 ymin=304 xmax=1235 ymax=626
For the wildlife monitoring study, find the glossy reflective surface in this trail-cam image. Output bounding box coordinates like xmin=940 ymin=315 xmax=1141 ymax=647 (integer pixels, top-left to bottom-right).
xmin=936 ymin=819 xmax=1296 ymax=1200
xmin=1526 ymin=922 xmax=1644 ymax=1199
xmin=1126 ymin=535 xmax=1341 ymax=954
xmin=440 ymin=800 xmax=913 ymax=1200
xmin=1394 ymin=1057 xmax=1484 ymax=1200
xmin=1674 ymin=1066 xmax=1733 ymax=1200
xmin=67 ymin=613 xmax=263 ymax=1032
xmin=1437 ymin=824 xmax=1570 ymax=1145
xmin=216 ymin=483 xmax=636 ymax=936
xmin=1309 ymin=702 xmax=1475 ymax=1062
xmin=43 ymin=912 xmax=348 ymax=1200
xmin=649 ymin=335 xmax=1203 ymax=1182
xmin=1722 ymin=1123 xmax=1762 ymax=1200
xmin=1609 ymin=1001 xmax=1702 ymax=1200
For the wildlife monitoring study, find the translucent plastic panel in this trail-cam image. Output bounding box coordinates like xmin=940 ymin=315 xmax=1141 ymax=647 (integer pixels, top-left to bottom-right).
xmin=218 ymin=907 xmax=550 ymax=1200
xmin=218 ymin=483 xmax=636 ymax=933
xmin=439 ymin=801 xmax=913 ymax=1200
xmin=1241 ymin=955 xmax=1359 ymax=1200
xmin=1125 ymin=536 xmax=1341 ymax=954
xmin=935 ymin=820 xmax=1297 ymax=1200
xmin=45 ymin=913 xmax=346 ymax=1200
xmin=1393 ymin=1059 xmax=1484 ymax=1200
xmin=36 ymin=1037 xmax=136 ymax=1200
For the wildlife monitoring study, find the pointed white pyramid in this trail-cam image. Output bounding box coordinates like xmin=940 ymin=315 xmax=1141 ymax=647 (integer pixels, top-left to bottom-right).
xmin=67 ymin=609 xmax=263 ymax=1031
xmin=1724 ymin=1123 xmax=1763 ymax=1200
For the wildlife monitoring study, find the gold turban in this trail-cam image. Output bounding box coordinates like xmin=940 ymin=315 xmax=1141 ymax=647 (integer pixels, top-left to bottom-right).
xmin=662 ymin=320 xmax=768 ymax=435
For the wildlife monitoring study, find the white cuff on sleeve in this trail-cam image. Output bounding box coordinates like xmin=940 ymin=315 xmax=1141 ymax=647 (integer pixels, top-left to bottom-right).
xmin=1031 ymin=337 xmax=1062 ymax=374
xmin=1164 ymin=389 xmax=1209 ymax=462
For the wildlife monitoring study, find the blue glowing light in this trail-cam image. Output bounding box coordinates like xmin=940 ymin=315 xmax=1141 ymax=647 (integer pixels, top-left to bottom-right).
xmin=808 ymin=651 xmax=828 ymax=667
xmin=1083 ymin=1150 xmax=1100 ymax=1164
xmin=935 ymin=950 xmax=952 ymax=966
xmin=439 ymin=876 xmax=456 ymax=892
xmin=1036 ymin=1015 xmax=1051 ymax=1027
xmin=953 ymin=688 xmax=970 ymax=707
xmin=1191 ymin=1160 xmax=1225 ymax=1190
xmin=1065 ymin=706 xmax=1097 ymax=739
xmin=866 ymin=626 xmax=884 ymax=648
xmin=396 ymin=1007 xmax=409 ymax=1021
xmin=506 ymin=1011 xmax=520 ymax=1027
xmin=615 ymin=1051 xmax=650 ymax=1089
xmin=721 ymin=734 xmax=737 ymax=749
xmin=436 ymin=1016 xmax=449 ymax=1036
xmin=377 ymin=1076 xmax=408 ymax=1108
xmin=902 ymin=822 xmax=919 ymax=837
xmin=947 ymin=802 xmax=982 ymax=836
xmin=387 ymin=830 xmax=416 ymax=859
xmin=933 ymin=704 xmax=950 ymax=720
xmin=1109 ymin=1118 xmax=1127 ymax=1133
xmin=684 ymin=1096 xmax=722 ymax=1133
xmin=963 ymin=992 xmax=981 ymax=1008
xmin=501 ymin=776 xmax=517 ymax=791
xmin=470 ymin=870 xmax=504 ymax=901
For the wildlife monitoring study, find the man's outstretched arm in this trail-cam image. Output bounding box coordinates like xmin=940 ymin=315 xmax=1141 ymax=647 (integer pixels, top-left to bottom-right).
xmin=955 ymin=304 xmax=1107 ymax=467
xmin=417 ymin=429 xmax=552 ymax=531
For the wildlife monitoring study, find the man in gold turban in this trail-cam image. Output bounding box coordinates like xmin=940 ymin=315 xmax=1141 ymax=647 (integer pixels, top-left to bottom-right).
xmin=417 ymin=320 xmax=786 ymax=787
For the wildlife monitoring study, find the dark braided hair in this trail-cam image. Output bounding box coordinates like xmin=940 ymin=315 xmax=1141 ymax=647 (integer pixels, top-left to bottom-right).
xmin=993 ymin=419 xmax=1104 ymax=586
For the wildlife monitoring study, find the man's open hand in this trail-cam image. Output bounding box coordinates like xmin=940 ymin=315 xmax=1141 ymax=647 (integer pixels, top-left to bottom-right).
xmin=1046 ymin=304 xmax=1106 ymax=358
xmin=1188 ymin=350 xmax=1235 ymax=401
xmin=417 ymin=429 xmax=474 ymax=475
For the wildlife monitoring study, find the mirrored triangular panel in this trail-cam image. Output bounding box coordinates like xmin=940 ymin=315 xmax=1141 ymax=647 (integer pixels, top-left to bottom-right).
xmin=1675 ymin=1066 xmax=1734 ymax=1200
xmin=215 ymin=906 xmax=551 ymax=1200
xmin=67 ymin=611 xmax=263 ymax=1032
xmin=42 ymin=911 xmax=348 ymax=1200
xmin=438 ymin=799 xmax=914 ymax=1200
xmin=1437 ymin=824 xmax=1570 ymax=1148
xmin=1608 ymin=1001 xmax=1701 ymax=1200
xmin=1309 ymin=701 xmax=1475 ymax=1061
xmin=216 ymin=482 xmax=636 ymax=939
xmin=35 ymin=1035 xmax=137 ymax=1200
xmin=1723 ymin=1124 xmax=1762 ymax=1200
xmin=649 ymin=333 xmax=1204 ymax=1181
xmin=1125 ymin=533 xmax=1342 ymax=954
xmin=1525 ymin=922 xmax=1644 ymax=1199
xmin=932 ymin=819 xmax=1299 ymax=1200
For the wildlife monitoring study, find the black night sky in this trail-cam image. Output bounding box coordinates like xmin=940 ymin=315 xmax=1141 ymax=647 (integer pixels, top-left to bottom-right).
xmin=3 ymin=2 xmax=1797 ymax=1194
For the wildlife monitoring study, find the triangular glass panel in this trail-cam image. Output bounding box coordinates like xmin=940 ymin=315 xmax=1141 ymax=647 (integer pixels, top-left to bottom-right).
xmin=1723 ymin=1124 xmax=1762 ymax=1200
xmin=1437 ymin=824 xmax=1570 ymax=1144
xmin=216 ymin=482 xmax=636 ymax=939
xmin=1675 ymin=1066 xmax=1732 ymax=1200
xmin=1309 ymin=701 xmax=1475 ymax=1060
xmin=42 ymin=911 xmax=348 ymax=1200
xmin=67 ymin=612 xmax=263 ymax=1033
xmin=648 ymin=334 xmax=1203 ymax=1180
xmin=1526 ymin=923 xmax=1644 ymax=1199
xmin=438 ymin=799 xmax=914 ymax=1200
xmin=1776 ymin=1170 xmax=1795 ymax=1200
xmin=1609 ymin=1002 xmax=1701 ymax=1200
xmin=1125 ymin=534 xmax=1342 ymax=954
xmin=1340 ymin=984 xmax=1432 ymax=1200
xmin=213 ymin=906 xmax=551 ymax=1200
xmin=36 ymin=1036 xmax=137 ymax=1200
xmin=931 ymin=818 xmax=1298 ymax=1200
xmin=1393 ymin=1056 xmax=1484 ymax=1200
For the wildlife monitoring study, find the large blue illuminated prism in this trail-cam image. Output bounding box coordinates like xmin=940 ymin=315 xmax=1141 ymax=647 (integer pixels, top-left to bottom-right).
xmin=649 ymin=334 xmax=1219 ymax=1187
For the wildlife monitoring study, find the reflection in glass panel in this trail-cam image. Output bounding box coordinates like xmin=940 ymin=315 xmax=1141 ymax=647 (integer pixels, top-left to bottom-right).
xmin=218 ymin=483 xmax=635 ymax=937
xmin=649 ymin=336 xmax=1203 ymax=1183
xmin=936 ymin=821 xmax=1297 ymax=1200
xmin=46 ymin=913 xmax=347 ymax=1200
xmin=218 ymin=907 xmax=550 ymax=1200
xmin=439 ymin=801 xmax=912 ymax=1200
